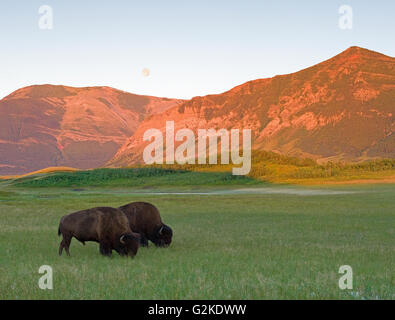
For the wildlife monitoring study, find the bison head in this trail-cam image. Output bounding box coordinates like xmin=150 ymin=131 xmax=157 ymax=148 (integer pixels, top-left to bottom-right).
xmin=119 ymin=233 xmax=140 ymax=257
xmin=154 ymin=224 xmax=173 ymax=247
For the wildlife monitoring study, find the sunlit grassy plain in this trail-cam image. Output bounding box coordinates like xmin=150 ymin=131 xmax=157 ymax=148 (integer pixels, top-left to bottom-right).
xmin=0 ymin=168 xmax=394 ymax=299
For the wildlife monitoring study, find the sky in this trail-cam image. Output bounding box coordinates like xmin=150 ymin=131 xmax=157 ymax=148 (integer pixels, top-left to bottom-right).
xmin=0 ymin=0 xmax=394 ymax=99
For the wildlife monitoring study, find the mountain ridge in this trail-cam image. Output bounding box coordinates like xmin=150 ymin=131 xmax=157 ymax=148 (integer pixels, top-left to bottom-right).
xmin=108 ymin=46 xmax=395 ymax=167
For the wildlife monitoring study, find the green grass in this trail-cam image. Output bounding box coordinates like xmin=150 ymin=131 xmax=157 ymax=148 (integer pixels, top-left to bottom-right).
xmin=3 ymin=151 xmax=394 ymax=186
xmin=9 ymin=168 xmax=260 ymax=188
xmin=0 ymin=175 xmax=394 ymax=299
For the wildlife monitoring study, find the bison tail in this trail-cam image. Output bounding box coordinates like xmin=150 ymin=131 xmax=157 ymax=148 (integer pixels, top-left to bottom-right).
xmin=58 ymin=226 xmax=61 ymax=236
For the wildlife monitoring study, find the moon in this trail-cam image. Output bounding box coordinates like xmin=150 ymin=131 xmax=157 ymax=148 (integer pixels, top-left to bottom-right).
xmin=142 ymin=68 xmax=150 ymax=77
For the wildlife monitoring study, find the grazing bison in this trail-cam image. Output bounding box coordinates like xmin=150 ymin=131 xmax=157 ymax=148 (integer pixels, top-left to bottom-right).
xmin=118 ymin=202 xmax=173 ymax=247
xmin=58 ymin=207 xmax=140 ymax=257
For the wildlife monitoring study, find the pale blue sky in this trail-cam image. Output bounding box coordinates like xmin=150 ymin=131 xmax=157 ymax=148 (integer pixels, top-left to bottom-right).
xmin=0 ymin=0 xmax=394 ymax=99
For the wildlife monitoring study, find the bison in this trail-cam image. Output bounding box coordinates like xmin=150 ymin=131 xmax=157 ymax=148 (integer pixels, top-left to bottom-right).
xmin=58 ymin=207 xmax=140 ymax=257
xmin=118 ymin=202 xmax=173 ymax=247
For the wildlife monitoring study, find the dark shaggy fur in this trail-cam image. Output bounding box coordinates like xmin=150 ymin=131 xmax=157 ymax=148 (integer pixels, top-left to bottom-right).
xmin=118 ymin=202 xmax=173 ymax=247
xmin=58 ymin=207 xmax=140 ymax=257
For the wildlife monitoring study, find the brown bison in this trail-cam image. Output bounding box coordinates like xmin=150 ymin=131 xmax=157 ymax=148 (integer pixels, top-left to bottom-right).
xmin=58 ymin=207 xmax=140 ymax=257
xmin=118 ymin=202 xmax=173 ymax=247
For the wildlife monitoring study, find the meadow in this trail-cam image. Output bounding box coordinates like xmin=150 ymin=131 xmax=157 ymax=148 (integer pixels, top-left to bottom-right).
xmin=0 ymin=169 xmax=394 ymax=299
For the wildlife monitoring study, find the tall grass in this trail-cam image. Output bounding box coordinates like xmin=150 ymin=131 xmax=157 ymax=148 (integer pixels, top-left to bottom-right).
xmin=144 ymin=151 xmax=395 ymax=182
xmin=5 ymin=151 xmax=395 ymax=187
xmin=12 ymin=168 xmax=259 ymax=188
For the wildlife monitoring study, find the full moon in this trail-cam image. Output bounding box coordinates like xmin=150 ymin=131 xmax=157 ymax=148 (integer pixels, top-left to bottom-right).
xmin=142 ymin=68 xmax=150 ymax=77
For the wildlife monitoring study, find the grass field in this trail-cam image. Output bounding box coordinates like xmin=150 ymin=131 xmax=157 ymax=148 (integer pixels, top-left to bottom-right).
xmin=0 ymin=169 xmax=394 ymax=299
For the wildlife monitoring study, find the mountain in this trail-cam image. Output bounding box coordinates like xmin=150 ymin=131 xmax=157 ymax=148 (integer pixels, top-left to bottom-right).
xmin=108 ymin=46 xmax=395 ymax=167
xmin=0 ymin=85 xmax=183 ymax=174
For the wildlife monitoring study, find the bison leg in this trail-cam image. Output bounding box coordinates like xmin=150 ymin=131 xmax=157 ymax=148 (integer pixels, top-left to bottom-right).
xmin=99 ymin=242 xmax=112 ymax=257
xmin=59 ymin=239 xmax=64 ymax=256
xmin=140 ymin=234 xmax=149 ymax=247
xmin=59 ymin=235 xmax=72 ymax=256
xmin=63 ymin=235 xmax=72 ymax=256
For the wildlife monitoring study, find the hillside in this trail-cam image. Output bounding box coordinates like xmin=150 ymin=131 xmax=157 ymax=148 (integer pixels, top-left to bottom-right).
xmin=108 ymin=46 xmax=395 ymax=167
xmin=0 ymin=85 xmax=183 ymax=174
xmin=2 ymin=154 xmax=394 ymax=187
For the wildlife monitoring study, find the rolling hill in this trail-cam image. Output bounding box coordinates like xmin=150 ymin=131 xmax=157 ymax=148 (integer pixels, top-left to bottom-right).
xmin=0 ymin=85 xmax=183 ymax=174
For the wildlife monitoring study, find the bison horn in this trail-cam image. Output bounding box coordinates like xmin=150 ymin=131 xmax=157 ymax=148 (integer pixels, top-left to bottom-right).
xmin=158 ymin=226 xmax=164 ymax=235
xmin=120 ymin=235 xmax=126 ymax=244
